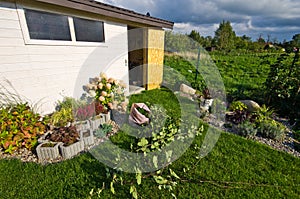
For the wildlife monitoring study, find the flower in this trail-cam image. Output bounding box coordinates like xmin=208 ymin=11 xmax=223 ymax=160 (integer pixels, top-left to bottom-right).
xmin=86 ymin=84 xmax=94 ymax=90
xmin=108 ymin=78 xmax=115 ymax=84
xmin=106 ymin=83 xmax=112 ymax=90
xmin=99 ymin=96 xmax=105 ymax=102
xmin=85 ymin=72 xmax=126 ymax=112
xmin=114 ymin=79 xmax=119 ymax=85
xmin=100 ymin=72 xmax=107 ymax=80
xmin=88 ymin=90 xmax=96 ymax=97
xmin=98 ymin=83 xmax=103 ymax=89
xmin=101 ymin=91 xmax=107 ymax=96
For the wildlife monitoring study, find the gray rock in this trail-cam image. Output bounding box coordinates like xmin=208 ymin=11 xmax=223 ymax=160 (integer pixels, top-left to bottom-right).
xmin=239 ymin=100 xmax=260 ymax=112
xmin=180 ymin=84 xmax=196 ymax=95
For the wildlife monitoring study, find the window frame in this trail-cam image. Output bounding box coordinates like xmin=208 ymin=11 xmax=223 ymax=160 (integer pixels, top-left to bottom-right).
xmin=17 ymin=5 xmax=107 ymax=46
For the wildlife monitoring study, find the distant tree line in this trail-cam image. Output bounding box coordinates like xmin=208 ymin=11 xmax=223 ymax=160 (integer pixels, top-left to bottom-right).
xmin=165 ymin=20 xmax=300 ymax=53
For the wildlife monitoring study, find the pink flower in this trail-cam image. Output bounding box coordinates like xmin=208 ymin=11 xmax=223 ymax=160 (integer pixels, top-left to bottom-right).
xmin=101 ymin=91 xmax=107 ymax=96
xmin=106 ymin=83 xmax=112 ymax=90
xmin=99 ymin=96 xmax=105 ymax=102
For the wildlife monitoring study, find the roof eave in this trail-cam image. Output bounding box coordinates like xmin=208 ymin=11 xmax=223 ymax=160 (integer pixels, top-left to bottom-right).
xmin=33 ymin=0 xmax=174 ymax=29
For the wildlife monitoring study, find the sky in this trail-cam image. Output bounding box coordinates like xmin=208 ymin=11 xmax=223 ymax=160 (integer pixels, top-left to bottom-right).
xmin=96 ymin=0 xmax=300 ymax=42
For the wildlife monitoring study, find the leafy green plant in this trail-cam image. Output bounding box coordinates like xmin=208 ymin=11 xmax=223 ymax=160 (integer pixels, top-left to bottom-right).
xmin=229 ymin=101 xmax=248 ymax=112
xmin=265 ymin=51 xmax=300 ymax=121
xmin=94 ymin=124 xmax=113 ymax=138
xmin=227 ymin=101 xmax=250 ymax=124
xmin=0 ymin=103 xmax=47 ymax=153
xmin=257 ymin=119 xmax=286 ymax=140
xmin=254 ymin=104 xmax=276 ymax=124
xmin=50 ymin=107 xmax=74 ymax=127
xmin=235 ymin=121 xmax=257 ymax=138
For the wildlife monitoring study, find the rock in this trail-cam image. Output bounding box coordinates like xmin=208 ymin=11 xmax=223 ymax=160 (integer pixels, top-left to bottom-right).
xmin=239 ymin=100 xmax=260 ymax=112
xmin=180 ymin=84 xmax=196 ymax=95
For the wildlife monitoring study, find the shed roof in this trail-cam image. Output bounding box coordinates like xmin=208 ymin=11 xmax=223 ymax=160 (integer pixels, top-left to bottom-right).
xmin=33 ymin=0 xmax=174 ymax=29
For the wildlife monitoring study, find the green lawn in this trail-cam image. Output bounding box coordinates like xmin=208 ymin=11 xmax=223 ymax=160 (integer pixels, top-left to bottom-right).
xmin=0 ymin=88 xmax=299 ymax=199
xmin=164 ymin=52 xmax=282 ymax=103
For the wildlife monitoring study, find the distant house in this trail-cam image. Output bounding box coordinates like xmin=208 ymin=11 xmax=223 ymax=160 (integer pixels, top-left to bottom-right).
xmin=0 ymin=0 xmax=174 ymax=113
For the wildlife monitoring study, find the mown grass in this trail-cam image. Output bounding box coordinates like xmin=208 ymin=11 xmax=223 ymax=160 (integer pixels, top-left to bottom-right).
xmin=1 ymin=53 xmax=299 ymax=198
xmin=0 ymin=88 xmax=299 ymax=199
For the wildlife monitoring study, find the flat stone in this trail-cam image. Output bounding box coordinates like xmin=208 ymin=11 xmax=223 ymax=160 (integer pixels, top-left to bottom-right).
xmin=180 ymin=84 xmax=196 ymax=95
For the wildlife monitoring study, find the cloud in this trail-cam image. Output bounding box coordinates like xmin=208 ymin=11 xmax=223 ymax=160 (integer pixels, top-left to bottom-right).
xmin=96 ymin=0 xmax=300 ymax=41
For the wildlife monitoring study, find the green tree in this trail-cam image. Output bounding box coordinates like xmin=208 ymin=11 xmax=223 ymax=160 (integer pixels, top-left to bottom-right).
xmin=214 ymin=20 xmax=236 ymax=51
xmin=188 ymin=30 xmax=203 ymax=44
xmin=292 ymin=33 xmax=300 ymax=48
xmin=235 ymin=35 xmax=251 ymax=50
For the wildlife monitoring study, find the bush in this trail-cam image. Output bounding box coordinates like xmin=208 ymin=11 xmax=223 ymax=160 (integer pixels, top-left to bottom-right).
xmin=227 ymin=101 xmax=250 ymax=124
xmin=229 ymin=101 xmax=248 ymax=112
xmin=0 ymin=103 xmax=47 ymax=153
xmin=258 ymin=119 xmax=286 ymax=140
xmin=50 ymin=107 xmax=74 ymax=127
xmin=235 ymin=121 xmax=257 ymax=138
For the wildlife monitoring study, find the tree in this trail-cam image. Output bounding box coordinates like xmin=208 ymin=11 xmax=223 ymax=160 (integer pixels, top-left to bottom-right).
xmin=292 ymin=33 xmax=300 ymax=48
xmin=188 ymin=30 xmax=202 ymax=44
xmin=214 ymin=20 xmax=236 ymax=51
xmin=235 ymin=35 xmax=251 ymax=50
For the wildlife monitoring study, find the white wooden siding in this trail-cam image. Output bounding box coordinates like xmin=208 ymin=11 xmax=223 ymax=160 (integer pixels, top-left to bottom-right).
xmin=0 ymin=1 xmax=129 ymax=114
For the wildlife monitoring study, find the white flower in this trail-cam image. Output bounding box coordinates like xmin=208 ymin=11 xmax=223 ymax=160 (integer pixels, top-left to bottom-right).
xmin=86 ymin=84 xmax=94 ymax=90
xmin=98 ymin=83 xmax=103 ymax=89
xmin=99 ymin=96 xmax=105 ymax=101
xmin=88 ymin=90 xmax=96 ymax=97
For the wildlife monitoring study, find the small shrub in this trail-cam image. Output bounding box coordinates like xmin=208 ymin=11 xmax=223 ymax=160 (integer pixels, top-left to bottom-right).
xmin=94 ymin=124 xmax=113 ymax=138
xmin=226 ymin=101 xmax=251 ymax=124
xmin=258 ymin=119 xmax=286 ymax=140
xmin=0 ymin=103 xmax=47 ymax=153
xmin=50 ymin=107 xmax=74 ymax=127
xmin=46 ymin=126 xmax=80 ymax=146
xmin=235 ymin=121 xmax=257 ymax=138
xmin=74 ymin=103 xmax=95 ymax=121
xmin=229 ymin=101 xmax=248 ymax=112
xmin=254 ymin=104 xmax=276 ymax=124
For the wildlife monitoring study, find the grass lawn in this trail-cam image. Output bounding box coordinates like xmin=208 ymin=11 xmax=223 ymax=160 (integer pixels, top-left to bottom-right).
xmin=0 ymin=88 xmax=299 ymax=198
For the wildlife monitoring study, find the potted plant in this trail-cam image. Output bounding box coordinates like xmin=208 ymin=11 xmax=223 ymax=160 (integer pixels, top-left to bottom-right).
xmin=36 ymin=142 xmax=61 ymax=161
xmin=74 ymin=103 xmax=95 ymax=131
xmin=89 ymin=102 xmax=111 ymax=130
xmin=46 ymin=126 xmax=84 ymax=159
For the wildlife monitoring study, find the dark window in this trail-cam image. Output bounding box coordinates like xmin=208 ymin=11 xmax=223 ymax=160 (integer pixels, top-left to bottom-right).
xmin=24 ymin=9 xmax=71 ymax=41
xmin=73 ymin=17 xmax=105 ymax=42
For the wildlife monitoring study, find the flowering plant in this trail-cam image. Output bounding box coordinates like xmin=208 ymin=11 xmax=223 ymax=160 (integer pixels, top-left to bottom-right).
xmin=85 ymin=72 xmax=126 ymax=113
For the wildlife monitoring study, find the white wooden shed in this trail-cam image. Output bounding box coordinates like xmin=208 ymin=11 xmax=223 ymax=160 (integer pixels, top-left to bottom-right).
xmin=0 ymin=0 xmax=173 ymax=113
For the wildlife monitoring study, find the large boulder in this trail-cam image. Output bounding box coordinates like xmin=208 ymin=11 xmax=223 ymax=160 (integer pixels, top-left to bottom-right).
xmin=239 ymin=100 xmax=260 ymax=112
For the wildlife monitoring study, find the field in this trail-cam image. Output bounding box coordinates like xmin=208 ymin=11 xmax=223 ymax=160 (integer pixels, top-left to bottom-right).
xmin=164 ymin=52 xmax=282 ymax=104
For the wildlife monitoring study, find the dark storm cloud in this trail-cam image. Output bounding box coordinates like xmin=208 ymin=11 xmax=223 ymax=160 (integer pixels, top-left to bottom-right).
xmin=97 ymin=0 xmax=300 ymax=41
